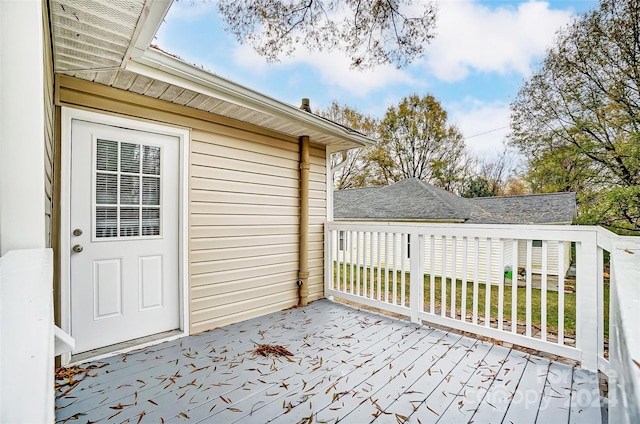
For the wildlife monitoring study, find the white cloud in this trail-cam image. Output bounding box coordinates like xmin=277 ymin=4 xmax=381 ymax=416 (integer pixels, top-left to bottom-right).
xmin=447 ymin=98 xmax=512 ymax=158
xmin=425 ymin=0 xmax=574 ymax=81
xmin=228 ymin=0 xmax=575 ymax=95
xmin=161 ymin=1 xmax=217 ymax=22
xmin=232 ymin=43 xmax=420 ymax=97
xmin=155 ymin=0 xmax=580 ymax=162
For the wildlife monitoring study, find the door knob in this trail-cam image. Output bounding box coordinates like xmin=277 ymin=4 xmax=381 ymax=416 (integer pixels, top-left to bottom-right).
xmin=72 ymin=244 xmax=83 ymax=253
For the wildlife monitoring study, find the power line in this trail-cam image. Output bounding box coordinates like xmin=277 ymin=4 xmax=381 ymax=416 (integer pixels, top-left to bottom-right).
xmin=464 ymin=125 xmax=510 ymax=140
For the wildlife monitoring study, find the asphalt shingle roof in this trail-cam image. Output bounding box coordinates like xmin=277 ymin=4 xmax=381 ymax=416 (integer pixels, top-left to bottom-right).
xmin=467 ymin=192 xmax=576 ymax=224
xmin=334 ymin=178 xmax=576 ymax=225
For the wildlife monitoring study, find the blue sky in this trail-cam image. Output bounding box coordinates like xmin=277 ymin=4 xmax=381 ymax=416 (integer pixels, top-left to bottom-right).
xmin=155 ymin=0 xmax=598 ymax=159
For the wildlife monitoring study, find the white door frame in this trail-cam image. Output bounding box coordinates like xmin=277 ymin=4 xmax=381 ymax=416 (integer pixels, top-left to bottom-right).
xmin=60 ymin=107 xmax=190 ymax=365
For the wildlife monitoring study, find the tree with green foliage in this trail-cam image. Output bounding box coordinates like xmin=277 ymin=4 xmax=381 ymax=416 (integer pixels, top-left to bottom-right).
xmin=509 ymin=0 xmax=640 ymax=234
xmin=464 ymin=147 xmax=519 ymax=197
xmin=460 ymin=177 xmax=494 ymax=198
xmin=216 ymin=0 xmax=437 ymax=69
xmin=317 ymin=101 xmax=379 ymax=189
xmin=370 ymin=94 xmax=470 ymax=191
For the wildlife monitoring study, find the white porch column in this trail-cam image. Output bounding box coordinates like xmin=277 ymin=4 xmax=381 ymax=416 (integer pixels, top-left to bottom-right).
xmin=0 ymin=0 xmax=46 ymax=255
xmin=0 ymin=1 xmax=49 ymax=421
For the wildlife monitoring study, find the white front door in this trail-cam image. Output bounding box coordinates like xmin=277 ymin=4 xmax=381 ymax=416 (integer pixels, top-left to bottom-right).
xmin=70 ymin=119 xmax=180 ymax=354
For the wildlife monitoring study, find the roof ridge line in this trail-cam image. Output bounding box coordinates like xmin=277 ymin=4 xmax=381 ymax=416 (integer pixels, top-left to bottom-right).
xmin=414 ymin=179 xmax=471 ymax=217
xmin=471 ymin=191 xmax=576 ymax=200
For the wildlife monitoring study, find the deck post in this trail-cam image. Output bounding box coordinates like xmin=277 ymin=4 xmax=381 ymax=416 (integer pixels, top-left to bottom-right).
xmin=1 ymin=249 xmax=54 ymax=422
xmin=0 ymin=0 xmax=46 ymax=255
xmin=576 ymin=231 xmax=599 ymax=371
xmin=324 ymin=223 xmax=332 ymax=298
xmin=409 ymin=231 xmax=423 ymax=324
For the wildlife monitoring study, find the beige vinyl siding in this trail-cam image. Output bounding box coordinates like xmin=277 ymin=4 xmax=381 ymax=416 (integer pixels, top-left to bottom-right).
xmin=189 ymin=130 xmax=302 ymax=333
xmin=56 ymin=76 xmax=333 ymax=335
xmin=308 ymin=144 xmax=327 ymax=301
xmin=43 ymin=0 xmax=54 ymax=248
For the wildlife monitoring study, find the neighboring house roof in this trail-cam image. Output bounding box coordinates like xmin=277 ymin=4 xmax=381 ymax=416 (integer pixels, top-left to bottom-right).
xmin=467 ymin=192 xmax=577 ymax=224
xmin=334 ymin=178 xmax=576 ymax=224
xmin=334 ymin=179 xmax=472 ymax=222
xmin=50 ymin=0 xmax=373 ymax=150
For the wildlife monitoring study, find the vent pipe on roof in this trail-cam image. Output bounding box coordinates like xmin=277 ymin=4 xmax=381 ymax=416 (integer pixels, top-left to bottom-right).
xmin=300 ymin=98 xmax=312 ymax=112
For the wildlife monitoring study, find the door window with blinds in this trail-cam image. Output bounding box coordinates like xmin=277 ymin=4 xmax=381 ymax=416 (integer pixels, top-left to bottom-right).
xmin=94 ymin=139 xmax=162 ymax=239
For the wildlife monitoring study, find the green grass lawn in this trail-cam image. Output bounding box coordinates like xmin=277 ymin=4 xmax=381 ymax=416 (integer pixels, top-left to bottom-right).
xmin=332 ymin=264 xmax=610 ymax=339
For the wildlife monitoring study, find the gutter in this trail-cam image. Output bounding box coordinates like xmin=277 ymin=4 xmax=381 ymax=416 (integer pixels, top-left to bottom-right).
xmin=124 ymin=0 xmax=174 ymax=64
xmin=125 ymin=48 xmax=374 ymax=148
xmin=333 ymin=218 xmax=467 ymax=223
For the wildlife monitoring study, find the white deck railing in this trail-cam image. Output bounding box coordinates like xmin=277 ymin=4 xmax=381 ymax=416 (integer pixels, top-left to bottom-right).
xmin=325 ymin=222 xmax=625 ymax=374
xmin=0 ymin=249 xmax=55 ymax=423
xmin=608 ymin=238 xmax=640 ymax=423
xmin=0 ymin=249 xmax=75 ymax=422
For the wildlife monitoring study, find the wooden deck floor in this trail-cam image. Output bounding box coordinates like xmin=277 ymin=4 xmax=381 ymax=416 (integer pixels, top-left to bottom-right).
xmin=55 ymin=300 xmax=607 ymax=423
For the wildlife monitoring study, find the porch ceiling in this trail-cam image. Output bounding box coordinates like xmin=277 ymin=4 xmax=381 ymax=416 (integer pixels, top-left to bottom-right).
xmin=49 ymin=0 xmax=372 ymax=149
xmin=50 ymin=0 xmax=145 ymax=72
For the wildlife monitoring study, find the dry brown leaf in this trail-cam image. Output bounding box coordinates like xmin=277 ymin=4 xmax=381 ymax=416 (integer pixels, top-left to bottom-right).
xmin=60 ymin=412 xmax=86 ymax=424
xmin=109 ymin=402 xmax=133 ymax=410
xmin=252 ymin=343 xmax=293 ymax=357
xmin=426 ymin=405 xmax=439 ymax=416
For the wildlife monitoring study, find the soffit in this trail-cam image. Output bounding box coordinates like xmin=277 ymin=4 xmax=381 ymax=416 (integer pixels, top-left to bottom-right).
xmin=50 ymin=0 xmax=144 ymax=72
xmin=49 ymin=0 xmax=371 ymax=149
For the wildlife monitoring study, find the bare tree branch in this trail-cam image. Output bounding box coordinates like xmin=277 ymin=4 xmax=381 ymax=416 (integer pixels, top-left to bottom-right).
xmin=216 ymin=0 xmax=436 ymax=68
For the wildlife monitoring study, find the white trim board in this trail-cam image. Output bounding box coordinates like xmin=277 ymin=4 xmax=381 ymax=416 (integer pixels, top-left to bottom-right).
xmin=60 ymin=107 xmax=190 ymax=365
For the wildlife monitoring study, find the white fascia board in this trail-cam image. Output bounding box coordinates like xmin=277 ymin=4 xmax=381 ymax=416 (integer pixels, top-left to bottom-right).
xmin=127 ymin=48 xmax=374 ymax=147
xmin=125 ymin=0 xmax=175 ymax=63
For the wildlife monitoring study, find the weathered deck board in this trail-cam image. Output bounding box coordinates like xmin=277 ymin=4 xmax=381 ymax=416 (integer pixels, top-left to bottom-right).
xmin=455 ymin=348 xmax=529 ymax=423
xmin=268 ymin=326 xmax=444 ymax=423
xmin=570 ymin=368 xmax=608 ymax=424
xmin=55 ymin=299 xmax=606 ymax=424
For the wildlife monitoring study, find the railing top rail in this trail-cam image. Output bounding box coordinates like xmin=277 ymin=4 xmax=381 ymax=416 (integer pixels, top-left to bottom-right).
xmin=327 ymin=220 xmax=623 ymax=248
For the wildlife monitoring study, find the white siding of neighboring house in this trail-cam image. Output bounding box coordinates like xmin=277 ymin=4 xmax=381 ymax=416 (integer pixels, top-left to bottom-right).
xmin=517 ymin=239 xmax=571 ymax=276
xmin=334 ymin=231 xmax=571 ymax=285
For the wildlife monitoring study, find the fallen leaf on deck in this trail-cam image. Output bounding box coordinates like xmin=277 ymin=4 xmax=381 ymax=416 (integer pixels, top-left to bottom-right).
xmin=252 ymin=341 xmax=293 ymax=357
xmin=426 ymin=405 xmax=439 ymax=416
xmin=109 ymin=402 xmax=133 ymax=410
xmin=395 ymin=413 xmax=409 ymax=423
xmin=60 ymin=412 xmax=86 ymax=423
